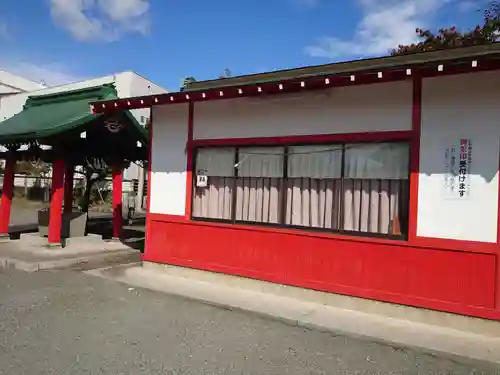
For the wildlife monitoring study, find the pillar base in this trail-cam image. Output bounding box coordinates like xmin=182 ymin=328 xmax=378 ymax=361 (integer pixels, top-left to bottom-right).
xmin=0 ymin=233 xmax=10 ymax=241
xmin=45 ymin=242 xmax=63 ymax=249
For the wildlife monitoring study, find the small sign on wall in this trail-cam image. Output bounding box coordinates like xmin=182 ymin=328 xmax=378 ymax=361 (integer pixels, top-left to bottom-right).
xmin=196 ymin=174 xmax=208 ymax=187
xmin=443 ymin=138 xmax=472 ymax=199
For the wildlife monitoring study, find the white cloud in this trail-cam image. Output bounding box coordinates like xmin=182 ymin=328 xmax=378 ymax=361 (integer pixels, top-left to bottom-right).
xmin=0 ymin=59 xmax=87 ymax=87
xmin=50 ymin=0 xmax=150 ymax=42
xmin=304 ymin=0 xmax=450 ymax=59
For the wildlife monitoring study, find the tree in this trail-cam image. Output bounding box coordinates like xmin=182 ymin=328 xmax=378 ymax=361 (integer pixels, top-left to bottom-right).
xmin=391 ymin=1 xmax=500 ymax=56
xmin=219 ymin=68 xmax=232 ymax=78
xmin=16 ymin=160 xmax=50 ymax=177
xmin=74 ymin=158 xmax=132 ymax=215
xmin=181 ymin=76 xmax=197 ymax=90
xmin=74 ymin=159 xmax=111 ymax=214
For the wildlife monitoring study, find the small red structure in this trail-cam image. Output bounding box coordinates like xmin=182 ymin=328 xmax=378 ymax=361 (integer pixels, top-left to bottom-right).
xmin=0 ymin=157 xmax=15 ymax=236
xmin=47 ymin=159 xmax=65 ymax=244
xmin=112 ymin=166 xmax=123 ymax=239
xmin=91 ymin=44 xmax=500 ymax=321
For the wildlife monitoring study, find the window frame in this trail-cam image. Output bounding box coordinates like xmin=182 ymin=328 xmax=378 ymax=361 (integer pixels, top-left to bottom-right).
xmin=191 ymin=140 xmax=411 ymax=241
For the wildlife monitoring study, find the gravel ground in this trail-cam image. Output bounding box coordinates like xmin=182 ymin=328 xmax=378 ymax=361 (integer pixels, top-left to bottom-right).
xmin=0 ymin=269 xmax=499 ymax=375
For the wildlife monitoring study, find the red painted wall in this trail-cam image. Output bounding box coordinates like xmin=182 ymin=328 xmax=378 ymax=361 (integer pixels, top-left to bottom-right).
xmin=144 ymin=214 xmax=500 ymax=320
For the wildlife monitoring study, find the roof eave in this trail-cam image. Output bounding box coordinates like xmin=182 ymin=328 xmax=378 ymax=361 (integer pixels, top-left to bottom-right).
xmin=184 ymin=44 xmax=500 ymax=91
xmin=90 ymin=44 xmax=500 ymax=114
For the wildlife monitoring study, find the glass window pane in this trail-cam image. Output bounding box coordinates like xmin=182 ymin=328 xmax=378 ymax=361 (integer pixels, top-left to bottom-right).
xmin=235 ymin=177 xmax=282 ymax=223
xmin=238 ymin=147 xmax=285 ymax=177
xmin=288 ymin=145 xmax=342 ymax=178
xmin=196 ymin=148 xmax=235 ymax=177
xmin=344 ymin=143 xmax=409 ymax=179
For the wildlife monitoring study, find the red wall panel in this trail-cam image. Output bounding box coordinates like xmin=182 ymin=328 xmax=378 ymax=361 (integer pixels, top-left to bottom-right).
xmin=145 ymin=215 xmax=499 ymax=320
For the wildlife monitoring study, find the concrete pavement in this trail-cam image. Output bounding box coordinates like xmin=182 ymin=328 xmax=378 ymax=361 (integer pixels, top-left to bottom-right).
xmin=0 ymin=268 xmax=498 ymax=374
xmin=0 ymin=203 xmax=145 ymax=272
xmin=88 ymin=262 xmax=500 ymax=366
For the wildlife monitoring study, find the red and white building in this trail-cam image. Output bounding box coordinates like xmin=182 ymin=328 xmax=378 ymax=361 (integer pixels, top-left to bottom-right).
xmin=92 ymin=44 xmax=500 ymax=321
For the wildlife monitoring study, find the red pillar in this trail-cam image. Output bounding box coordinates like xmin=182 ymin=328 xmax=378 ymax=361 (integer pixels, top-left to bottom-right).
xmin=48 ymin=159 xmax=65 ymax=244
xmin=112 ymin=166 xmax=123 ymax=239
xmin=63 ymin=165 xmax=74 ymax=213
xmin=0 ymin=157 xmax=15 ymax=236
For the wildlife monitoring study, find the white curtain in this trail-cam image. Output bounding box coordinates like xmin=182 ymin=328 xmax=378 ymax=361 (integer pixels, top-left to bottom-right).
xmin=192 ymin=177 xmax=233 ymax=220
xmin=193 ymin=143 xmax=410 ymax=235
xmin=196 ymin=147 xmax=235 ymax=177
xmin=235 ymin=178 xmax=282 ymax=223
xmin=237 ymin=147 xmax=285 ymax=177
xmin=193 ymin=147 xmax=235 ymax=220
xmin=285 ymin=178 xmax=342 ymax=229
xmin=286 ymin=145 xmax=342 ymax=228
xmin=342 ymin=179 xmax=409 ymax=234
xmin=344 ymin=143 xmax=409 ymax=179
xmin=288 ymin=145 xmax=342 ymax=178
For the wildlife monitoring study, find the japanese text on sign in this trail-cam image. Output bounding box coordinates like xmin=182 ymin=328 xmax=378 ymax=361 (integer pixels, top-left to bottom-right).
xmin=443 ymin=138 xmax=472 ymax=199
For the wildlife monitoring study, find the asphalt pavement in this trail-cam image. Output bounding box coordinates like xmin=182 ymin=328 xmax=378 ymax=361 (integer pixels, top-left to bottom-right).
xmin=0 ymin=269 xmax=499 ymax=374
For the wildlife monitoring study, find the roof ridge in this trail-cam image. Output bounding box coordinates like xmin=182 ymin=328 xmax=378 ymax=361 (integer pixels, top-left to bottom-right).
xmin=25 ymin=84 xmax=117 ymax=108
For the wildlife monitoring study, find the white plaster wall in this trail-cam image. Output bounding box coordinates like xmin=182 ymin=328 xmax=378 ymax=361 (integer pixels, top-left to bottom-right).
xmin=0 ymin=71 xmax=45 ymax=93
xmin=193 ymin=80 xmax=412 ymax=140
xmin=122 ymin=71 xmax=168 ymax=128
xmin=418 ymin=70 xmax=500 ymax=243
xmin=149 ymin=104 xmax=189 ymax=216
xmin=0 ymin=83 xmax=22 ymax=95
xmin=120 ymin=72 xmax=168 ymax=182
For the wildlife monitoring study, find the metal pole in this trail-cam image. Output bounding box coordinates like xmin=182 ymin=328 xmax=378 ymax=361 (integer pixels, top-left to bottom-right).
xmin=135 ymin=164 xmax=145 ymax=212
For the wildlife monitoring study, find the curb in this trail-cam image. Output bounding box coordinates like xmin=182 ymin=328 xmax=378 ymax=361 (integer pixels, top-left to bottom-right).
xmin=0 ymin=250 xmax=140 ymax=272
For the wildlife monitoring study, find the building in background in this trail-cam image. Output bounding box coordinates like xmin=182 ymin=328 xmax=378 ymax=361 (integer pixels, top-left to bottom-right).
xmin=0 ymin=71 xmax=167 ymax=211
xmin=93 ymin=44 xmax=500 ymax=322
xmin=0 ymin=70 xmax=46 ymax=98
xmin=0 ymin=71 xmax=47 ymax=171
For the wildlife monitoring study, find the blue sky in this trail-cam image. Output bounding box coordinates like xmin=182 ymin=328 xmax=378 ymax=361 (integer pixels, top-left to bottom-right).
xmin=0 ymin=0 xmax=487 ymax=91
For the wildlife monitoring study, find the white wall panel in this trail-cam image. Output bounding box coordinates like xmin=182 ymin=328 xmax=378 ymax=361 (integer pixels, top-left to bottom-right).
xmin=418 ymin=71 xmax=500 ymax=242
xmin=149 ymin=104 xmax=189 ymax=216
xmin=193 ymin=80 xmax=412 ymax=140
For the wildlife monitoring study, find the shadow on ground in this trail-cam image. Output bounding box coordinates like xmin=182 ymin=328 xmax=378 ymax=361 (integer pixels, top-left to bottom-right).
xmin=87 ymin=220 xmax=146 ymax=253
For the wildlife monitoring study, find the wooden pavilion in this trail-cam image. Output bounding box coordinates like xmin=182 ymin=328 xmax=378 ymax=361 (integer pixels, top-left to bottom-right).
xmin=0 ymin=84 xmax=148 ymax=246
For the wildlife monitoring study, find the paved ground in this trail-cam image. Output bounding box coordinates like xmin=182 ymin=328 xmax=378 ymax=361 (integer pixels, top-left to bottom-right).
xmin=7 ymin=203 xmax=146 ymax=247
xmin=0 ymin=269 xmax=499 ymax=374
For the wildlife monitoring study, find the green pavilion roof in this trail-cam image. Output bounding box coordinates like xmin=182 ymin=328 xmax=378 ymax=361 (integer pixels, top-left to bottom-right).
xmin=0 ymin=84 xmax=147 ymax=143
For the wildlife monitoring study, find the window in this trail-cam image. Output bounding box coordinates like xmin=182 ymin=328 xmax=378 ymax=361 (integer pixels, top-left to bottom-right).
xmin=192 ymin=147 xmax=236 ymax=220
xmin=192 ymin=142 xmax=410 ymax=239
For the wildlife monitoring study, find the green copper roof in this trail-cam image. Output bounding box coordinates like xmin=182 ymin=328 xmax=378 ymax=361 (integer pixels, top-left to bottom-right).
xmin=0 ymin=84 xmax=145 ymax=142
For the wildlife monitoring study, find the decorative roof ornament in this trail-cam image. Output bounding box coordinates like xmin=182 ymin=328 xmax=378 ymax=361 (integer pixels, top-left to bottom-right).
xmin=104 ymin=119 xmax=123 ymax=133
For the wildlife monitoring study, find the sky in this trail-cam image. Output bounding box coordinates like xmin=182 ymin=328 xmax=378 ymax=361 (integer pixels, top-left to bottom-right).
xmin=0 ymin=0 xmax=487 ymax=91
